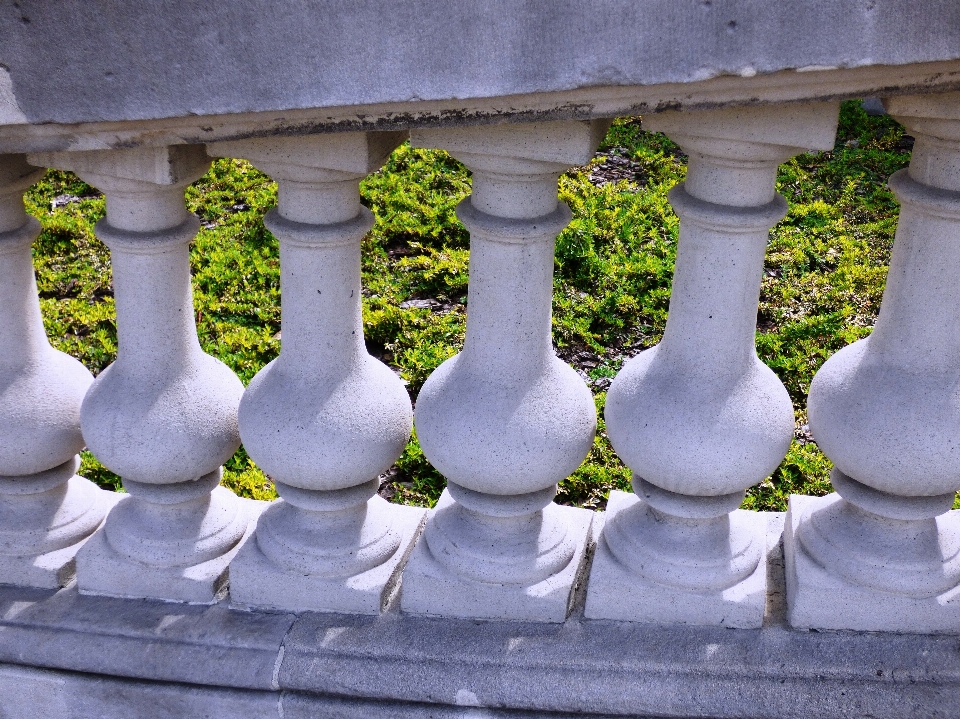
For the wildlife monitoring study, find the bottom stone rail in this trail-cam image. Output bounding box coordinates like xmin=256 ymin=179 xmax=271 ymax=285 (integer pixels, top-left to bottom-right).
xmin=0 ymin=513 xmax=957 ymax=719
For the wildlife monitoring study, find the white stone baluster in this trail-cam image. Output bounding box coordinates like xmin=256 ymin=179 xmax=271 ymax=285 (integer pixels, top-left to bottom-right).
xmin=0 ymin=154 xmax=114 ymax=588
xmin=400 ymin=120 xmax=607 ymax=622
xmin=29 ymin=146 xmax=254 ymax=603
xmin=586 ymin=104 xmax=839 ymax=627
xmin=787 ymin=92 xmax=960 ymax=633
xmin=207 ymin=132 xmax=424 ymax=614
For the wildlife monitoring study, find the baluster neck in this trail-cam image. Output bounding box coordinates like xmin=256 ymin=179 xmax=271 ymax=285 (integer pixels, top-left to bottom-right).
xmin=0 ymin=158 xmax=47 ymax=371
xmin=869 ymin=120 xmax=960 ymax=370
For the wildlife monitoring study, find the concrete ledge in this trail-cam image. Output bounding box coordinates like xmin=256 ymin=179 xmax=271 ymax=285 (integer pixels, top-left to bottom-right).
xmin=1 ymin=2 xmax=960 ymax=154
xmin=0 ymin=663 xmax=280 ymax=719
xmin=3 ymin=1 xmax=960 ymax=127
xmin=0 ymin=512 xmax=958 ymax=718
xmin=0 ymin=584 xmax=296 ymax=690
xmin=3 ymin=60 xmax=960 ymax=156
xmin=0 ymin=662 xmax=641 ymax=719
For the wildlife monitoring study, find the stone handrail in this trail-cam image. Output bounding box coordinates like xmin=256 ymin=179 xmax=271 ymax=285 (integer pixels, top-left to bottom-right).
xmin=1 ymin=3 xmax=960 ymax=717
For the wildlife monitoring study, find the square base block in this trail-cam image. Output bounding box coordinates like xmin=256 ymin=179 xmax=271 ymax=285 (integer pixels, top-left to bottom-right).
xmin=400 ymin=490 xmax=595 ymax=623
xmin=785 ymin=493 xmax=960 ymax=633
xmin=76 ymin=497 xmax=265 ymax=605
xmin=584 ymin=490 xmax=767 ymax=629
xmin=0 ymin=491 xmax=122 ymax=590
xmin=229 ymin=504 xmax=427 ymax=615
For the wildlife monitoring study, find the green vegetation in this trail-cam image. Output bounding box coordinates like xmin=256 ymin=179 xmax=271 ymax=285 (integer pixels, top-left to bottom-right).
xmin=28 ymin=101 xmax=941 ymax=511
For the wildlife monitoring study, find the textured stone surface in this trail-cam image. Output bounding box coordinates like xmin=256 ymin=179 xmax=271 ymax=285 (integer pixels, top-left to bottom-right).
xmin=0 ymin=488 xmax=121 ymax=590
xmin=30 ymin=146 xmax=252 ymax=604
xmin=280 ymin=694 xmax=632 ymax=719
xmin=0 ymin=520 xmax=959 ymax=719
xmin=1 ymin=1 xmax=959 ymax=128
xmin=585 ymin=491 xmax=766 ymax=628
xmin=76 ymin=496 xmax=264 ymax=604
xmin=207 ymin=133 xmax=426 ymax=616
xmin=281 ymin=584 xmax=960 ymax=718
xmin=786 ymin=495 xmax=960 ymax=633
xmin=5 ymin=654 xmax=958 ymax=719
xmin=792 ymin=92 xmax=960 ymax=631
xmin=0 ymin=663 xmax=281 ymax=719
xmin=0 ymin=662 xmax=638 ymax=719
xmin=402 ymin=121 xmax=602 ymax=622
xmin=0 ymin=154 xmax=113 ymax=590
xmin=401 ymin=491 xmax=594 ymax=623
xmin=230 ymin=503 xmax=425 ymax=615
xmin=0 ymin=585 xmax=295 ymax=690
xmin=593 ymin=103 xmax=839 ymax=629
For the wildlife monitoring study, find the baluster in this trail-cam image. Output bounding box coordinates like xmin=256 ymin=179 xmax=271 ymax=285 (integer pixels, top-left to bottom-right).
xmin=586 ymin=104 xmax=839 ymax=627
xmin=207 ymin=132 xmax=424 ymax=614
xmin=29 ymin=146 xmax=253 ymax=603
xmin=0 ymin=154 xmax=113 ymax=588
xmin=400 ymin=120 xmax=606 ymax=622
xmin=787 ymin=92 xmax=960 ymax=632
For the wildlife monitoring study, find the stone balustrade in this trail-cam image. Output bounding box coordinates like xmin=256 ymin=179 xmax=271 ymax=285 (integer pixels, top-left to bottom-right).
xmin=2 ymin=3 xmax=960 ymax=715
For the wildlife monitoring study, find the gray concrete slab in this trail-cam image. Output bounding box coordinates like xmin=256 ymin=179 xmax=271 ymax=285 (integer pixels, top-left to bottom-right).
xmin=0 ymin=662 xmax=280 ymax=719
xmin=0 ymin=3 xmax=959 ymax=154
xmin=0 ymin=662 xmax=642 ymax=719
xmin=0 ymin=583 xmax=295 ymax=690
xmin=280 ymin=693 xmax=644 ymax=719
xmin=1 ymin=1 xmax=959 ymax=127
xmin=278 ymin=603 xmax=960 ymax=718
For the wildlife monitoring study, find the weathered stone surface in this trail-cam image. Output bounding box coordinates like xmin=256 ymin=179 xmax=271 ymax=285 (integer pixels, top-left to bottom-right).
xmin=230 ymin=503 xmax=425 ymax=615
xmin=586 ymin=491 xmax=767 ymax=628
xmin=591 ymin=103 xmax=839 ymax=629
xmin=280 ymin=693 xmax=635 ymax=719
xmin=786 ymin=496 xmax=960 ymax=633
xmin=1 ymin=1 xmax=959 ymax=129
xmin=0 ymin=662 xmax=640 ymax=719
xmin=0 ymin=584 xmax=295 ymax=690
xmin=30 ymin=146 xmax=252 ymax=605
xmin=76 ymin=497 xmax=263 ymax=604
xmin=401 ymin=491 xmax=594 ymax=623
xmin=402 ymin=121 xmax=603 ymax=622
xmin=791 ymin=92 xmax=960 ymax=632
xmin=0 ymin=488 xmax=122 ymax=590
xmin=280 ymin=595 xmax=960 ymax=718
xmin=0 ymin=521 xmax=958 ymax=719
xmin=207 ymin=133 xmax=425 ymax=616
xmin=0 ymin=154 xmax=114 ymax=590
xmin=0 ymin=663 xmax=281 ymax=719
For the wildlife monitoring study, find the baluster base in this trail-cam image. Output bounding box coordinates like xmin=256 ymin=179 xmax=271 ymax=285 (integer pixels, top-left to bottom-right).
xmin=400 ymin=489 xmax=595 ymax=623
xmin=0 ymin=477 xmax=120 ymax=590
xmin=785 ymin=493 xmax=960 ymax=633
xmin=229 ymin=501 xmax=426 ymax=615
xmin=76 ymin=492 xmax=264 ymax=605
xmin=584 ymin=490 xmax=768 ymax=628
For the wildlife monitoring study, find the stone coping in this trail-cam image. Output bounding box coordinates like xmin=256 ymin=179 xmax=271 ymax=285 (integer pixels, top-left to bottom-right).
xmin=0 ymin=512 xmax=958 ymax=718
xmin=2 ymin=2 xmax=960 ymax=154
xmin=3 ymin=1 xmax=960 ymax=128
xmin=3 ymin=61 xmax=960 ymax=157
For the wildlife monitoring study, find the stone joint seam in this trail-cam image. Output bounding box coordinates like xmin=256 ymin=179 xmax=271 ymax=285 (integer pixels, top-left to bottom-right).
xmin=271 ymin=642 xmax=285 ymax=691
xmin=263 ymin=206 xmax=374 ymax=248
xmin=888 ymin=168 xmax=960 ymax=220
xmin=455 ymin=198 xmax=572 ymax=244
xmin=0 ymin=215 xmax=40 ymax=255
xmin=668 ymin=183 xmax=788 ymax=232
xmin=93 ymin=214 xmax=200 ymax=254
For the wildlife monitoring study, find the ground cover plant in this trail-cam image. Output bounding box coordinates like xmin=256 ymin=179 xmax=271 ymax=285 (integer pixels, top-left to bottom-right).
xmin=28 ymin=101 xmax=957 ymax=511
